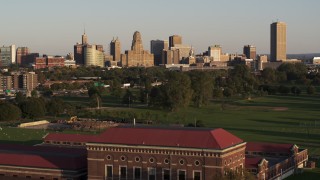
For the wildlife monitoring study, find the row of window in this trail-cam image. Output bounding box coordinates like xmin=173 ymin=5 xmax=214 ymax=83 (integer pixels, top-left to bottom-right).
xmin=107 ymin=155 xmax=201 ymax=166
xmin=105 ymin=165 xmax=201 ymax=180
xmin=0 ymin=174 xmax=62 ymax=180
xmin=89 ymin=146 xmax=220 ymax=157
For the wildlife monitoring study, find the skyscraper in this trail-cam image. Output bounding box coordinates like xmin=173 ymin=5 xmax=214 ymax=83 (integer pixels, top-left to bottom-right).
xmin=0 ymin=45 xmax=16 ymax=66
xmin=121 ymin=31 xmax=154 ymax=67
xmin=16 ymin=47 xmax=29 ymax=65
xmin=84 ymin=45 xmax=105 ymax=67
xmin=270 ymin=22 xmax=287 ymax=62
xmin=150 ymin=40 xmax=168 ymax=65
xmin=110 ymin=37 xmax=121 ymax=61
xmin=243 ymin=45 xmax=256 ymax=60
xmin=169 ymin=35 xmax=182 ymax=48
xmin=74 ymin=32 xmax=88 ymax=65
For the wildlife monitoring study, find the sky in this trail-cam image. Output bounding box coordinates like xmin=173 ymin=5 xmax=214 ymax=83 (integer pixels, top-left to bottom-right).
xmin=0 ymin=0 xmax=319 ymax=55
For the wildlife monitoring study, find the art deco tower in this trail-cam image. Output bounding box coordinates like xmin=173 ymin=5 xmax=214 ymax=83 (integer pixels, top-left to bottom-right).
xmin=270 ymin=22 xmax=287 ymax=62
xmin=121 ymin=31 xmax=154 ymax=67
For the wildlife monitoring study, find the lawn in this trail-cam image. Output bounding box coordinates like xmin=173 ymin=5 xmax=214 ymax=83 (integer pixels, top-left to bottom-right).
xmin=285 ymin=168 xmax=320 ymax=180
xmin=1 ymin=94 xmax=320 ymax=157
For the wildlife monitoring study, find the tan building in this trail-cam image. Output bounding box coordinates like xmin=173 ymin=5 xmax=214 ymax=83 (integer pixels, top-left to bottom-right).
xmin=84 ymin=45 xmax=105 ymax=67
xmin=110 ymin=37 xmax=121 ymax=62
xmin=243 ymin=45 xmax=256 ymax=60
xmin=270 ymin=22 xmax=287 ymax=62
xmin=121 ymin=31 xmax=154 ymax=67
xmin=0 ymin=75 xmax=12 ymax=92
xmin=169 ymin=35 xmax=182 ymax=48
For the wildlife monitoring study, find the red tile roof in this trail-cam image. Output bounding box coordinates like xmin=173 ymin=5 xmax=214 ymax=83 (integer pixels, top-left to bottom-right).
xmin=245 ymin=157 xmax=263 ymax=169
xmin=91 ymin=127 xmax=244 ymax=150
xmin=44 ymin=133 xmax=94 ymax=143
xmin=246 ymin=142 xmax=293 ymax=153
xmin=0 ymin=144 xmax=87 ymax=170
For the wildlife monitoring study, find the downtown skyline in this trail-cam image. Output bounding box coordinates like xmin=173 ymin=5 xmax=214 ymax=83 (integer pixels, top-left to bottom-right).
xmin=0 ymin=0 xmax=319 ymax=55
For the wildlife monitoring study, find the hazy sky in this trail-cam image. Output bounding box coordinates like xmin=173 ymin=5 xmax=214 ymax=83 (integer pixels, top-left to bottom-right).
xmin=0 ymin=0 xmax=319 ymax=55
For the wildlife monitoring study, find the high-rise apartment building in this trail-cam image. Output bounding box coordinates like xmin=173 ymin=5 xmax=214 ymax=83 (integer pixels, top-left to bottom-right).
xmin=110 ymin=37 xmax=121 ymax=62
xmin=243 ymin=45 xmax=256 ymax=60
xmin=0 ymin=45 xmax=16 ymax=66
xmin=84 ymin=45 xmax=105 ymax=67
xmin=121 ymin=31 xmax=154 ymax=67
xmin=16 ymin=47 xmax=29 ymax=65
xmin=150 ymin=40 xmax=168 ymax=65
xmin=208 ymin=45 xmax=222 ymax=61
xmin=169 ymin=35 xmax=182 ymax=48
xmin=11 ymin=72 xmax=38 ymax=91
xmin=270 ymin=22 xmax=287 ymax=62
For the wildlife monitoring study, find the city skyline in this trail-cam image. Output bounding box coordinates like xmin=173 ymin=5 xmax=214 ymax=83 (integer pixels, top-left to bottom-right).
xmin=0 ymin=0 xmax=319 ymax=55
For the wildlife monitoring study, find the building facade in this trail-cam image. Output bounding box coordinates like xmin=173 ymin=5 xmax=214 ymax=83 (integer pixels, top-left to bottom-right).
xmin=84 ymin=45 xmax=105 ymax=67
xmin=0 ymin=45 xmax=16 ymax=66
xmin=110 ymin=37 xmax=121 ymax=62
xmin=208 ymin=45 xmax=221 ymax=61
xmin=16 ymin=47 xmax=29 ymax=65
xmin=169 ymin=35 xmax=182 ymax=48
xmin=151 ymin=40 xmax=169 ymax=66
xmin=34 ymin=56 xmax=65 ymax=69
xmin=243 ymin=45 xmax=256 ymax=60
xmin=270 ymin=22 xmax=287 ymax=62
xmin=121 ymin=31 xmax=154 ymax=67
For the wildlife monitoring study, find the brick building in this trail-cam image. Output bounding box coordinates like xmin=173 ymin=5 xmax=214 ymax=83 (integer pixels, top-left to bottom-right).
xmin=0 ymin=144 xmax=87 ymax=180
xmin=34 ymin=56 xmax=65 ymax=69
xmin=245 ymin=142 xmax=308 ymax=180
xmin=44 ymin=127 xmax=246 ymax=180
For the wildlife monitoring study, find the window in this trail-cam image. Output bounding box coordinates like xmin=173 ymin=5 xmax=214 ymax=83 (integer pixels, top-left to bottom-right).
xmin=134 ymin=167 xmax=142 ymax=180
xmin=106 ymin=165 xmax=113 ymax=180
xmin=163 ymin=169 xmax=170 ymax=180
xmin=194 ymin=160 xmax=200 ymax=166
xmin=149 ymin=157 xmax=155 ymax=163
xmin=120 ymin=156 xmax=126 ymax=161
xmin=120 ymin=166 xmax=127 ymax=180
xmin=179 ymin=159 xmax=184 ymax=165
xmin=106 ymin=155 xmax=112 ymax=160
xmin=164 ymin=159 xmax=170 ymax=164
xmin=135 ymin=157 xmax=141 ymax=162
xmin=148 ymin=167 xmax=156 ymax=180
xmin=26 ymin=176 xmax=31 ymax=179
xmin=193 ymin=171 xmax=201 ymax=180
xmin=178 ymin=170 xmax=186 ymax=180
xmin=40 ymin=177 xmax=44 ymax=180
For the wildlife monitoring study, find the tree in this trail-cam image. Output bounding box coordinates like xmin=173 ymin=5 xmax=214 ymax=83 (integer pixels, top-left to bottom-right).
xmin=88 ymin=87 xmax=101 ymax=98
xmin=278 ymin=85 xmax=290 ymax=95
xmin=47 ymin=98 xmax=65 ymax=117
xmin=189 ymin=71 xmax=214 ymax=107
xmin=15 ymin=92 xmax=26 ymax=104
xmin=0 ymin=103 xmax=21 ymax=121
xmin=261 ymin=68 xmax=276 ymax=84
xmin=291 ymin=86 xmax=301 ymax=96
xmin=20 ymin=98 xmax=46 ymax=119
xmin=162 ymin=72 xmax=193 ymax=111
xmin=31 ymin=90 xmax=38 ymax=97
xmin=122 ymin=89 xmax=135 ymax=106
xmin=307 ymin=85 xmax=316 ymax=95
xmin=223 ymin=88 xmax=233 ymax=97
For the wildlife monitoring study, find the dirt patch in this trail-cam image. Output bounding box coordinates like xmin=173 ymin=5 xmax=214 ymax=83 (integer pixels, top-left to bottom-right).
xmin=272 ymin=107 xmax=289 ymax=111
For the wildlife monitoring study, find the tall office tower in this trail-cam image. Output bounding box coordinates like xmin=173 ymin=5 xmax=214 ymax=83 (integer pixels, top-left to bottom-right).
xmin=169 ymin=35 xmax=182 ymax=48
xmin=84 ymin=45 xmax=105 ymax=67
xmin=16 ymin=47 xmax=29 ymax=65
xmin=110 ymin=37 xmax=121 ymax=61
xmin=243 ymin=45 xmax=256 ymax=59
xmin=121 ymin=31 xmax=154 ymax=67
xmin=270 ymin=22 xmax=287 ymax=62
xmin=150 ymin=40 xmax=169 ymax=65
xmin=208 ymin=45 xmax=222 ymax=61
xmin=74 ymin=32 xmax=88 ymax=65
xmin=0 ymin=45 xmax=16 ymax=66
xmin=82 ymin=32 xmax=88 ymax=45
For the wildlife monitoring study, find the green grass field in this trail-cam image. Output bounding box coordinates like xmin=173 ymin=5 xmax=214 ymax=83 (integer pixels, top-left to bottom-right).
xmin=4 ymin=94 xmax=319 ymax=156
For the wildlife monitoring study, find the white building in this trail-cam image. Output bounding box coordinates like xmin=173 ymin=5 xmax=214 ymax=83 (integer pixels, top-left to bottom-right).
xmin=0 ymin=45 xmax=16 ymax=66
xmin=208 ymin=45 xmax=221 ymax=61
